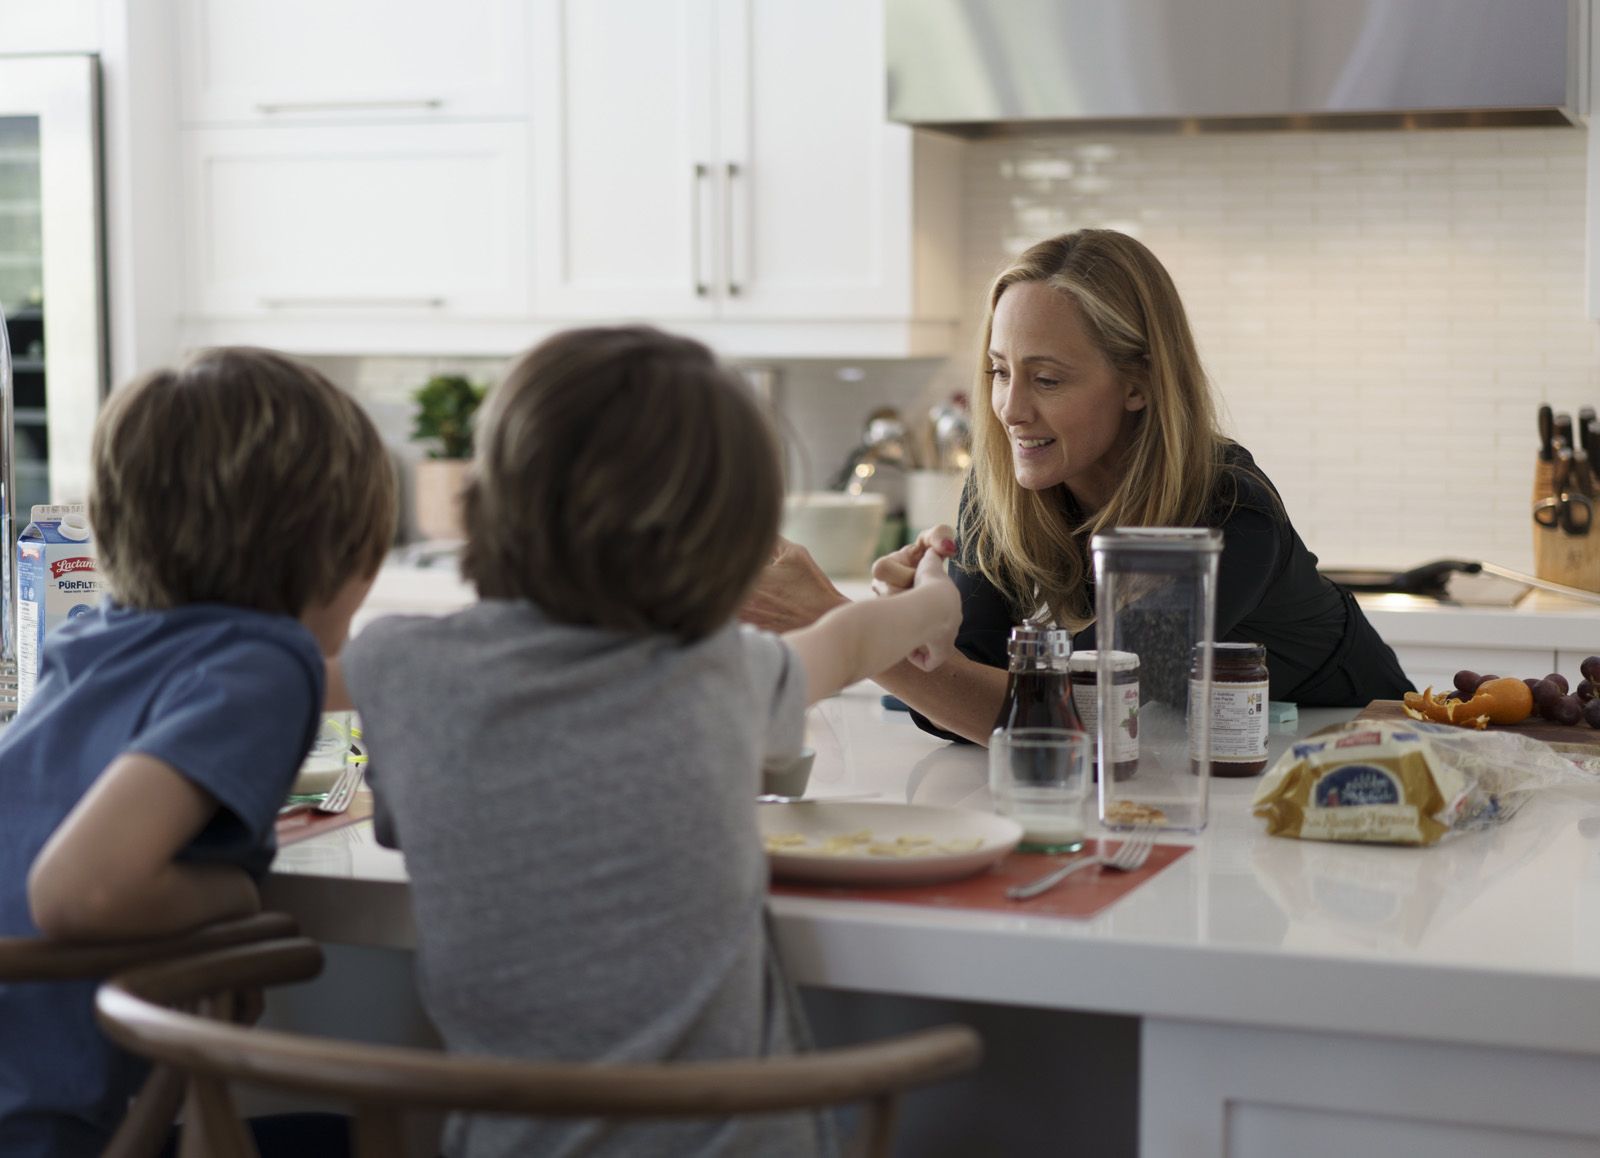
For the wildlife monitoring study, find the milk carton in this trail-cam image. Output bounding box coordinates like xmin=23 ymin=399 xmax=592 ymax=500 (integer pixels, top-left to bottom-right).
xmin=16 ymin=503 xmax=99 ymax=709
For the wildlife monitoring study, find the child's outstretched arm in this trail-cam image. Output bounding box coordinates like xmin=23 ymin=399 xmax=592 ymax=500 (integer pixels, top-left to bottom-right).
xmin=28 ymin=754 xmax=259 ymax=942
xmin=783 ymin=543 xmax=960 ymax=706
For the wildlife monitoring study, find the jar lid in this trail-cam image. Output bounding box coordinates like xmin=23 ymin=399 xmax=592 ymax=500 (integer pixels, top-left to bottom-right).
xmin=1202 ymin=641 xmax=1267 ymax=663
xmin=1067 ymin=650 xmax=1138 ymax=672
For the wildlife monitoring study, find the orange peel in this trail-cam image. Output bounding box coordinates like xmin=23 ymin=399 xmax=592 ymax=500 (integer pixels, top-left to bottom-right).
xmin=1402 ymin=678 xmax=1532 ymax=729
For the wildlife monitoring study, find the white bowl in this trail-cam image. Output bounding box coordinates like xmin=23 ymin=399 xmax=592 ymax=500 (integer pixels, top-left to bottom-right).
xmin=781 ymin=492 xmax=887 ymax=578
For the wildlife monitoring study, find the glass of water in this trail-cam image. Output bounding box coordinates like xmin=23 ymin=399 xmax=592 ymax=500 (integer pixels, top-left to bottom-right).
xmin=989 ymin=728 xmax=1092 ymax=854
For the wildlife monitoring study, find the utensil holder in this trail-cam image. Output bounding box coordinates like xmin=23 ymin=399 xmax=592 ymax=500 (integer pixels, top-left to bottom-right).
xmin=1532 ymin=459 xmax=1600 ymax=593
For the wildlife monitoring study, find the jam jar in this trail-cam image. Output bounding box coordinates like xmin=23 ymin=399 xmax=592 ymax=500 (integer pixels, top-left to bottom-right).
xmin=1192 ymin=642 xmax=1270 ymax=777
xmin=1068 ymin=650 xmax=1139 ymax=781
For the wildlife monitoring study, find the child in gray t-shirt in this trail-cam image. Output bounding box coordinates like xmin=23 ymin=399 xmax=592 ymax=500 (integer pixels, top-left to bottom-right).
xmin=344 ymin=325 xmax=959 ymax=1158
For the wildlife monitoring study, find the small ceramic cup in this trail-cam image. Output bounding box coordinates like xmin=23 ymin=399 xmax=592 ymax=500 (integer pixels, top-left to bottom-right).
xmin=761 ymin=747 xmax=817 ymax=799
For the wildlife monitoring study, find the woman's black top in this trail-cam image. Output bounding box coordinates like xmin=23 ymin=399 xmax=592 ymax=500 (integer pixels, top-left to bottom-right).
xmin=912 ymin=443 xmax=1412 ymax=740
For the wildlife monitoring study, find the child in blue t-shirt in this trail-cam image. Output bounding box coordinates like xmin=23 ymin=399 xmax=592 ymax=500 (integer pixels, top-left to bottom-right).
xmin=0 ymin=347 xmax=397 ymax=1157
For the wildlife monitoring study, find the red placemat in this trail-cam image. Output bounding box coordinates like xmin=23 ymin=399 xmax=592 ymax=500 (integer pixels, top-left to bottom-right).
xmin=770 ymin=838 xmax=1191 ymax=920
xmin=275 ymin=791 xmax=373 ymax=847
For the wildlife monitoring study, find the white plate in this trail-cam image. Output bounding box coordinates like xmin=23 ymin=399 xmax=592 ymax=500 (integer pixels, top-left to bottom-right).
xmin=760 ymin=801 xmax=1022 ymax=886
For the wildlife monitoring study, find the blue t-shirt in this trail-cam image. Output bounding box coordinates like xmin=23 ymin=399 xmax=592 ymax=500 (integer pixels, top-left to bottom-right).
xmin=0 ymin=602 xmax=324 ymax=1157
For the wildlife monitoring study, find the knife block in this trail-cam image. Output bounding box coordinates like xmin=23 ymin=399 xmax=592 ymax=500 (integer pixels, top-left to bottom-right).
xmin=1532 ymin=458 xmax=1600 ymax=593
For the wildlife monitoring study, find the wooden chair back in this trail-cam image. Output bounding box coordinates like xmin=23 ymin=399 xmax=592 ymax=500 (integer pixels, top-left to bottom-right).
xmin=0 ymin=912 xmax=299 ymax=1158
xmin=98 ymin=937 xmax=982 ymax=1158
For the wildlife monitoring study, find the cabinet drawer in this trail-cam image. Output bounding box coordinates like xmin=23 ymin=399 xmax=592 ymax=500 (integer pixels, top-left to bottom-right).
xmin=180 ymin=0 xmax=528 ymax=123
xmin=1556 ymin=650 xmax=1600 ymax=683
xmin=1389 ymin=645 xmax=1554 ymax=695
xmin=182 ymin=124 xmax=530 ymax=318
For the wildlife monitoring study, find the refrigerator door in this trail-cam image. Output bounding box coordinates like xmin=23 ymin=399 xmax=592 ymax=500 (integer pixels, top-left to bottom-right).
xmin=0 ymin=54 xmax=106 ymax=694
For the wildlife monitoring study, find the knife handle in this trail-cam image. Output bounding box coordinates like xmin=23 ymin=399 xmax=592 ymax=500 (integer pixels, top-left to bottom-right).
xmin=1556 ymin=413 xmax=1575 ymax=453
xmin=1539 ymin=404 xmax=1555 ymax=461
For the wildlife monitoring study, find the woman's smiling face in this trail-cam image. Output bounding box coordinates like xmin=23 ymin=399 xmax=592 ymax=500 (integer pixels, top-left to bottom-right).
xmin=986 ymin=280 xmax=1145 ymax=511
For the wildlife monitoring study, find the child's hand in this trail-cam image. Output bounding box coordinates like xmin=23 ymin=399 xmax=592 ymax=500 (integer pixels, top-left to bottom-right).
xmin=905 ymin=539 xmax=961 ymax=672
xmin=871 ymin=524 xmax=957 ymax=599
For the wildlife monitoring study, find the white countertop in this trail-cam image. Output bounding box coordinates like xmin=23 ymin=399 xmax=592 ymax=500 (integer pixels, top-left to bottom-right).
xmin=268 ymin=674 xmax=1600 ymax=1060
xmin=1356 ymin=590 xmax=1600 ymax=650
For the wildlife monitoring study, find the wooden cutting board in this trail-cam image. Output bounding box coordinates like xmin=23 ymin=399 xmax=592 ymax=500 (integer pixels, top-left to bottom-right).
xmin=1356 ymin=699 xmax=1600 ymax=750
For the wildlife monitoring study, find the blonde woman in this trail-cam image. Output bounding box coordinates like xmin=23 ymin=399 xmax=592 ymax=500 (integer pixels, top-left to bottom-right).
xmin=745 ymin=230 xmax=1411 ymax=744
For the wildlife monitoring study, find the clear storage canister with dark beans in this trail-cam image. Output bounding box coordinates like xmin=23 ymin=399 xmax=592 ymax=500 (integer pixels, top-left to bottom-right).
xmin=1068 ymin=650 xmax=1139 ymax=781
xmin=1192 ymin=642 xmax=1270 ymax=777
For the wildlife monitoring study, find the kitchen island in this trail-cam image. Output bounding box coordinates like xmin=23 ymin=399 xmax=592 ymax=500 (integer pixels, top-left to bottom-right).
xmin=267 ymin=667 xmax=1600 ymax=1158
xmin=258 ymin=560 xmax=1600 ymax=1153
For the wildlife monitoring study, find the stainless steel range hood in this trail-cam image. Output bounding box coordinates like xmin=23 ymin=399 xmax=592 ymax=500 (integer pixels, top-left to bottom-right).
xmin=887 ymin=0 xmax=1586 ymax=136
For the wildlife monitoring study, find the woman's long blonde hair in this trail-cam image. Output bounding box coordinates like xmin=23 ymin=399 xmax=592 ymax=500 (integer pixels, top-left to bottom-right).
xmin=968 ymin=230 xmax=1226 ymax=631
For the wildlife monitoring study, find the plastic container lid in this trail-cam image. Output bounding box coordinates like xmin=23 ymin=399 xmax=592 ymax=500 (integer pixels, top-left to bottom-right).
xmin=1068 ymin=649 xmax=1139 ymax=672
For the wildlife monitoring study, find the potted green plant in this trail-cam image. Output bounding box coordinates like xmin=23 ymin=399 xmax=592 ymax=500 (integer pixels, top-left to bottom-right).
xmin=409 ymin=374 xmax=486 ymax=542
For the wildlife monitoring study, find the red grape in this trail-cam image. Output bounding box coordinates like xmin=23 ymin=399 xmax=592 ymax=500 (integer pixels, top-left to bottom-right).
xmin=1548 ymin=695 xmax=1584 ymax=725
xmin=1579 ymin=680 xmax=1599 ymax=704
xmin=1532 ymin=679 xmax=1564 ymax=715
xmin=1453 ymin=670 xmax=1481 ymax=696
xmin=1585 ymin=699 xmax=1600 ymax=729
xmin=1583 ymin=656 xmax=1600 ymax=683
xmin=1546 ymin=673 xmax=1570 ymax=694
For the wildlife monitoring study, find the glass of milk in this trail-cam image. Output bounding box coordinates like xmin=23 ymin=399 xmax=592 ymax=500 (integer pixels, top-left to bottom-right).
xmin=989 ymin=728 xmax=1090 ymax=854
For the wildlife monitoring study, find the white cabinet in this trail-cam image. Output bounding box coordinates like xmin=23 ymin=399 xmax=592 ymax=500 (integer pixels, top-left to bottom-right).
xmin=529 ymin=0 xmax=960 ymax=343
xmin=178 ymin=0 xmax=528 ymax=123
xmin=176 ymin=0 xmax=962 ymax=356
xmin=1390 ymin=644 xmax=1555 ymax=696
xmin=182 ymin=124 xmax=530 ymax=318
xmin=177 ymin=0 xmax=535 ymax=349
xmin=1145 ymin=1020 xmax=1600 ymax=1158
xmin=1364 ymin=598 xmax=1600 ymax=694
xmin=719 ymin=0 xmax=936 ymax=321
xmin=528 ymin=0 xmax=715 ymax=320
xmin=1556 ymin=650 xmax=1600 ymax=682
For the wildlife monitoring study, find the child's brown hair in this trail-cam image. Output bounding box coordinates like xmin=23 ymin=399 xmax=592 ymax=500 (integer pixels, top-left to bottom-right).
xmin=462 ymin=326 xmax=782 ymax=642
xmin=90 ymin=347 xmax=397 ymax=616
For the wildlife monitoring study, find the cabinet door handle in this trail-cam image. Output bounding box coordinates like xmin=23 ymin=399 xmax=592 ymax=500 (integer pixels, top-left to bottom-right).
xmin=254 ymin=99 xmax=445 ymax=114
xmin=723 ymin=162 xmax=741 ymax=297
xmin=259 ymin=297 xmax=447 ymax=309
xmin=691 ymin=164 xmax=710 ymax=297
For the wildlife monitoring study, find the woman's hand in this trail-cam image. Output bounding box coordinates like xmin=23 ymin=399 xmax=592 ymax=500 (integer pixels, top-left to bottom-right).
xmin=871 ymin=524 xmax=957 ymax=600
xmin=740 ymin=537 xmax=849 ymax=633
xmin=905 ymin=535 xmax=961 ymax=672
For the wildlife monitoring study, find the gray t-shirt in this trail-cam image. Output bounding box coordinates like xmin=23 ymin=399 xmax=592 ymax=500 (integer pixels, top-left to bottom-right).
xmin=344 ymin=601 xmax=831 ymax=1158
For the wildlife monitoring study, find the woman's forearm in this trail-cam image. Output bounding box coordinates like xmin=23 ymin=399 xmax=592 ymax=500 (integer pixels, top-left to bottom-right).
xmin=874 ymin=652 xmax=1011 ymax=745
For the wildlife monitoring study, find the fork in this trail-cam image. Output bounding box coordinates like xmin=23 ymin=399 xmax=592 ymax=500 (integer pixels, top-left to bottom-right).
xmin=1005 ymin=830 xmax=1157 ymax=900
xmin=314 ymin=760 xmax=366 ymax=815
